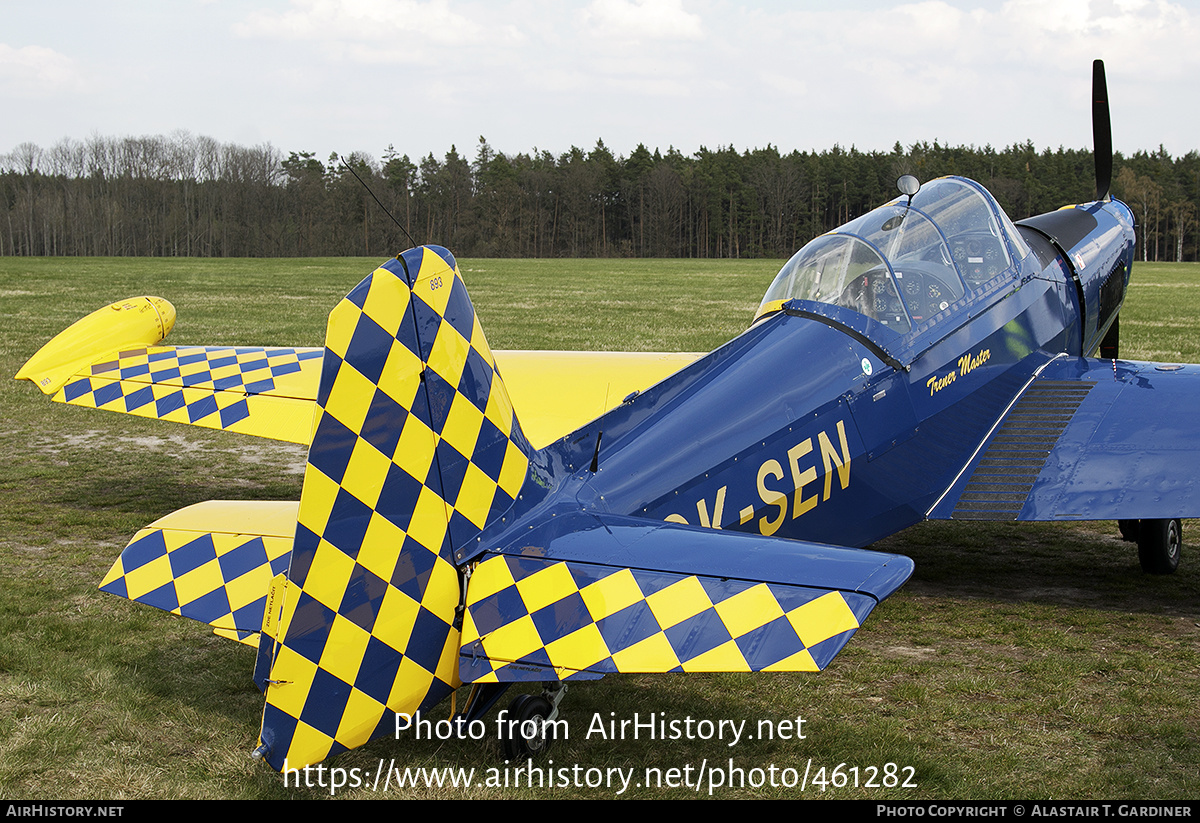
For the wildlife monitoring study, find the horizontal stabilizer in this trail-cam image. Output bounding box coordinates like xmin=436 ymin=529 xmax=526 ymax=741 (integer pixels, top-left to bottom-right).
xmin=99 ymin=501 xmax=296 ymax=644
xmin=460 ymin=512 xmax=912 ymax=682
xmin=931 ymin=357 xmax=1200 ymax=521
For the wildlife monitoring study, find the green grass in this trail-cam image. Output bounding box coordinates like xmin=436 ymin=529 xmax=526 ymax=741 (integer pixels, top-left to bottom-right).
xmin=1 ymin=256 xmax=1199 ymax=799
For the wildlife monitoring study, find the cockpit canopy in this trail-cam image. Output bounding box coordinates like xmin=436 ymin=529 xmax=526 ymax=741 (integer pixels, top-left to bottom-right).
xmin=758 ymin=177 xmax=1027 ymax=334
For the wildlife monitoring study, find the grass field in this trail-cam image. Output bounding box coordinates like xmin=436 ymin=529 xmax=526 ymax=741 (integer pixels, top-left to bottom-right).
xmin=1 ymin=255 xmax=1199 ymax=800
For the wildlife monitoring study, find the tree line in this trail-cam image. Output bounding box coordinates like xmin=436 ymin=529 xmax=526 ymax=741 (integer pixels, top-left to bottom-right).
xmin=1 ymin=132 xmax=1197 ymax=261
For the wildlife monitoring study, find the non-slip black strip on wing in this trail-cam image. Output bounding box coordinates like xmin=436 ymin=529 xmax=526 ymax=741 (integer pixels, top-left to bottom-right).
xmin=951 ymin=380 xmax=1095 ymax=521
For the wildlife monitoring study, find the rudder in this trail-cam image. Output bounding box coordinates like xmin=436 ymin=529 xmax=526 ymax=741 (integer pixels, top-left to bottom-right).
xmin=256 ymin=246 xmax=532 ymax=771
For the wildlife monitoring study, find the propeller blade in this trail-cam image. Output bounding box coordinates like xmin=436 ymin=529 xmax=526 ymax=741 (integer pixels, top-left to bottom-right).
xmin=1093 ymin=59 xmax=1113 ymax=201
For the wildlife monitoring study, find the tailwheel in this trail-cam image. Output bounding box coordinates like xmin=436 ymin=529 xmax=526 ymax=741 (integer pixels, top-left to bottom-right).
xmin=498 ymin=684 xmax=565 ymax=761
xmin=1136 ymin=518 xmax=1182 ymax=575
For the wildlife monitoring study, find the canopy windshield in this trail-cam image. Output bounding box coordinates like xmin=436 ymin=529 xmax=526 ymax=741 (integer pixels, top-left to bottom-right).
xmin=759 ymin=178 xmax=1016 ymax=332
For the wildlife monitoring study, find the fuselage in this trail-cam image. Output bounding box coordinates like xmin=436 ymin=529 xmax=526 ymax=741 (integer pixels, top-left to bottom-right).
xmin=476 ymin=177 xmax=1137 ymax=556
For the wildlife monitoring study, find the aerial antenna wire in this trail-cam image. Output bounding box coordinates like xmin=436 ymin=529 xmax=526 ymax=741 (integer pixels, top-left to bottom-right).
xmin=338 ymin=154 xmax=418 ymax=249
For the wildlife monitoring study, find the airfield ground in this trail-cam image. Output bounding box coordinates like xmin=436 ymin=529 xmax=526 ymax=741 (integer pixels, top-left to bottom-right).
xmin=1 ymin=256 xmax=1197 ymax=799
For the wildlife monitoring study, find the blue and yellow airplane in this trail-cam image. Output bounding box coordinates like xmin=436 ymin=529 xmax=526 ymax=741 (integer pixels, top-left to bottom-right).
xmin=16 ymin=62 xmax=1193 ymax=771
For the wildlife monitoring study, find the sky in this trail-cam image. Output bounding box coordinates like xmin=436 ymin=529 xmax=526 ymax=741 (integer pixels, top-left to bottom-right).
xmin=2 ymin=0 xmax=1199 ymax=168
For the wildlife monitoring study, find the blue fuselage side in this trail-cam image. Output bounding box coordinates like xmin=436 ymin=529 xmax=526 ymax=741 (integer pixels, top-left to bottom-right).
xmin=463 ymin=194 xmax=1136 ymax=561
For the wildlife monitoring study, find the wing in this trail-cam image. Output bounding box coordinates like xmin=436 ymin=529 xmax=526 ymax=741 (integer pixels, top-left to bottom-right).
xmin=17 ymin=297 xmax=700 ymax=447
xmin=15 ymin=295 xmax=323 ymax=444
xmin=496 ymin=350 xmax=703 ymax=448
xmin=49 ymin=344 xmax=323 ymax=443
xmin=929 ymin=355 xmax=1200 ymax=521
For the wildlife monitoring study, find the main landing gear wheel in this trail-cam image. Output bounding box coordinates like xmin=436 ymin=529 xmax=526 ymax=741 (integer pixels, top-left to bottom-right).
xmin=499 ymin=689 xmax=559 ymax=761
xmin=1136 ymin=518 xmax=1182 ymax=575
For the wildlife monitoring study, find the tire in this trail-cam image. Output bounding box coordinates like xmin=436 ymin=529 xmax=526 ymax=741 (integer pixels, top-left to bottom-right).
xmin=499 ymin=694 xmax=554 ymax=760
xmin=1136 ymin=518 xmax=1182 ymax=575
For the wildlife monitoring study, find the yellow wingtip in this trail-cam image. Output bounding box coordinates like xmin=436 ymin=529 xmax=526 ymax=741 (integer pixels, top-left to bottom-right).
xmin=16 ymin=296 xmax=176 ymax=394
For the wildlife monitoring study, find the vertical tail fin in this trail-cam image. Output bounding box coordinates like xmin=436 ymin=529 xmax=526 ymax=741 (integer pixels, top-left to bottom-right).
xmin=256 ymin=246 xmax=531 ymax=771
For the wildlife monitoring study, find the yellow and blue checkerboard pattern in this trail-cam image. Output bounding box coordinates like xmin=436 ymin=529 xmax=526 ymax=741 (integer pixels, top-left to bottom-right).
xmin=100 ymin=521 xmax=294 ymax=645
xmin=460 ymin=552 xmax=863 ymax=682
xmin=56 ymin=345 xmax=323 ymax=443
xmin=257 ymin=246 xmax=531 ymax=771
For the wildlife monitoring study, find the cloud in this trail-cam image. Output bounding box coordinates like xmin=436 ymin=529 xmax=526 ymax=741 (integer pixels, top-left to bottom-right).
xmin=580 ymin=0 xmax=703 ymax=42
xmin=3 ymin=1 xmax=1198 ymax=161
xmin=234 ymin=0 xmax=487 ymax=47
xmin=0 ymin=44 xmax=83 ymax=98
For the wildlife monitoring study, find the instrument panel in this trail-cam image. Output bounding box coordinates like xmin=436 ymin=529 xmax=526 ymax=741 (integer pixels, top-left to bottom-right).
xmin=948 ymin=231 xmax=1008 ymax=286
xmin=839 ymin=261 xmax=961 ymax=330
